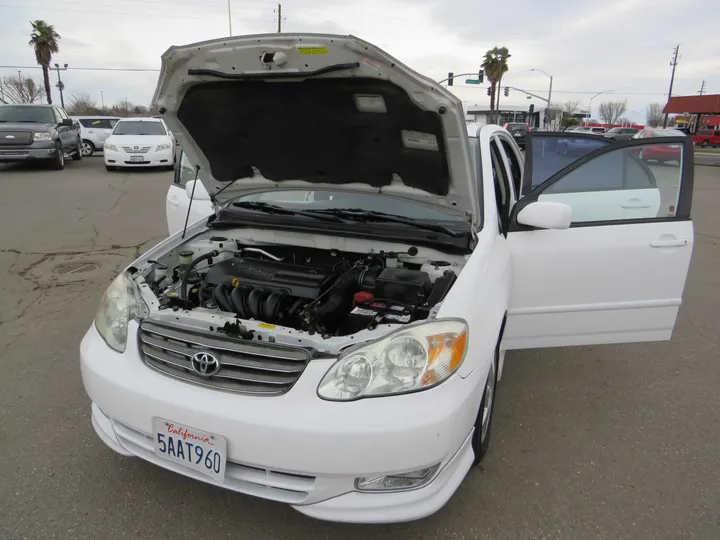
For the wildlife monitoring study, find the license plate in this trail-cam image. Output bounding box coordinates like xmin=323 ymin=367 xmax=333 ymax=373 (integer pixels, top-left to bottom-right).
xmin=130 ymin=155 xmax=144 ymax=162
xmin=152 ymin=418 xmax=227 ymax=481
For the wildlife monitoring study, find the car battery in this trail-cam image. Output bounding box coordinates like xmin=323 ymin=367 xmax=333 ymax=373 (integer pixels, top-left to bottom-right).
xmin=343 ymin=299 xmax=413 ymax=334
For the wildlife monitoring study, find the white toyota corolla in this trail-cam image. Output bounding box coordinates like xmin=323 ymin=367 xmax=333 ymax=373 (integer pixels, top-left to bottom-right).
xmin=80 ymin=33 xmax=695 ymax=524
xmin=103 ymin=117 xmax=175 ymax=171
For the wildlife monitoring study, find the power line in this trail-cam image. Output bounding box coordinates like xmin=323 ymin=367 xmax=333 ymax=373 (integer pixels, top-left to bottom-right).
xmin=0 ymin=2 xmax=217 ymax=18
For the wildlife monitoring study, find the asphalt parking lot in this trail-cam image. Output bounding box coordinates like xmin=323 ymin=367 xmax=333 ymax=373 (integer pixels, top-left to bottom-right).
xmin=1 ymin=156 xmax=719 ymax=540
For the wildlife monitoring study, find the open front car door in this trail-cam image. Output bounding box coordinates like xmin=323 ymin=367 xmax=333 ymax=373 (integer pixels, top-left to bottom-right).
xmin=504 ymin=132 xmax=694 ymax=349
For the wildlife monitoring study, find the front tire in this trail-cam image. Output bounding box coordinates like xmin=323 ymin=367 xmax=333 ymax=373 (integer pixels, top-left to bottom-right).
xmin=81 ymin=139 xmax=95 ymax=157
xmin=701 ymin=140 xmax=709 ymax=148
xmin=51 ymin=142 xmax=65 ymax=170
xmin=72 ymin=138 xmax=83 ymax=161
xmin=105 ymin=165 xmax=116 ymax=172
xmin=471 ymin=346 xmax=499 ymax=466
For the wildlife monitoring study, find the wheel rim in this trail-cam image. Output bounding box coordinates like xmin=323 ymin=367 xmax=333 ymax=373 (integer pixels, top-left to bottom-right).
xmin=58 ymin=148 xmax=64 ymax=166
xmin=480 ymin=357 xmax=496 ymax=443
xmin=639 ymin=149 xmax=644 ymax=159
xmin=81 ymin=142 xmax=93 ymax=156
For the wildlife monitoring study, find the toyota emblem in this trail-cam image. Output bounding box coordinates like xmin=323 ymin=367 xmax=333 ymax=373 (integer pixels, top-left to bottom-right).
xmin=190 ymin=352 xmax=220 ymax=377
xmin=133 ymin=145 xmax=139 ymax=150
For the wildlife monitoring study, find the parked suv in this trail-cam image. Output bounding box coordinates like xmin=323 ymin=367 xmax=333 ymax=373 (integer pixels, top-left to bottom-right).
xmin=0 ymin=104 xmax=82 ymax=169
xmin=72 ymin=116 xmax=120 ymax=156
xmin=692 ymin=129 xmax=720 ymax=148
xmin=503 ymin=122 xmax=529 ymax=149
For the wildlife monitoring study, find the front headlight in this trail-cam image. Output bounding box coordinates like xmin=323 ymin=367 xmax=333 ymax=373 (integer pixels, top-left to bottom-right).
xmin=156 ymin=143 xmax=171 ymax=151
xmin=94 ymin=272 xmax=143 ymax=353
xmin=104 ymin=143 xmax=118 ymax=152
xmin=33 ymin=132 xmax=52 ymax=141
xmin=318 ymin=319 xmax=468 ymax=401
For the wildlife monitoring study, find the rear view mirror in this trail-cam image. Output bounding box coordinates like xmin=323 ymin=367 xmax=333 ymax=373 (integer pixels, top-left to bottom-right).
xmin=185 ymin=180 xmax=211 ymax=201
xmin=61 ymin=118 xmax=73 ymax=127
xmin=516 ymin=201 xmax=572 ymax=230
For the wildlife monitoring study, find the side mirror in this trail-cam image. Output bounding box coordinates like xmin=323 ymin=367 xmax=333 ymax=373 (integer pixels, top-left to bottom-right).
xmin=61 ymin=118 xmax=73 ymax=127
xmin=185 ymin=180 xmax=211 ymax=201
xmin=516 ymin=201 xmax=572 ymax=230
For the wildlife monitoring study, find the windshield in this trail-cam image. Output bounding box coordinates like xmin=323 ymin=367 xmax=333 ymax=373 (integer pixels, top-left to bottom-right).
xmin=0 ymin=106 xmax=55 ymax=124
xmin=227 ymin=190 xmax=467 ymax=223
xmin=652 ymin=129 xmax=685 ymax=137
xmin=112 ymin=121 xmax=166 ymax=136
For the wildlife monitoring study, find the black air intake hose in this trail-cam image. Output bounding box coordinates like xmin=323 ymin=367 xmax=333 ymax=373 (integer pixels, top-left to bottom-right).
xmin=181 ymin=250 xmax=219 ymax=301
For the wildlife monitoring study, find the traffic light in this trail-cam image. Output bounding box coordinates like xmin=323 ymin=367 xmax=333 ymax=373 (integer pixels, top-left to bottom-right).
xmin=447 ymin=72 xmax=454 ymax=86
xmin=478 ymin=71 xmax=484 ymax=83
xmin=487 ymin=86 xmax=491 ymax=96
xmin=503 ymin=87 xmax=509 ymax=97
xmin=528 ymin=104 xmax=535 ymax=115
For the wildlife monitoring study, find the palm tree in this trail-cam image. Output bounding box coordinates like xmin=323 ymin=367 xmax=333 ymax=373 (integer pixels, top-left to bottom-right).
xmin=29 ymin=20 xmax=61 ymax=105
xmin=481 ymin=47 xmax=511 ymax=125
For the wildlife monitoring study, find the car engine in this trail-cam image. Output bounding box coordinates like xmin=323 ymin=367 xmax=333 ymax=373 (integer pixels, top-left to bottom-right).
xmin=150 ymin=241 xmax=458 ymax=336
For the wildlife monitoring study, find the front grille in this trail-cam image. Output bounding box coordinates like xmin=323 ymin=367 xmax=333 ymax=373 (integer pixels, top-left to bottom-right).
xmin=139 ymin=320 xmax=312 ymax=396
xmin=122 ymin=146 xmax=151 ymax=153
xmin=112 ymin=420 xmax=315 ymax=503
xmin=0 ymin=131 xmax=33 ymax=145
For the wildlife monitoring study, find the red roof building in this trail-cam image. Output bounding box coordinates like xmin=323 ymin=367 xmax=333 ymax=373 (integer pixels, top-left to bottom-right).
xmin=663 ymin=94 xmax=720 ymax=114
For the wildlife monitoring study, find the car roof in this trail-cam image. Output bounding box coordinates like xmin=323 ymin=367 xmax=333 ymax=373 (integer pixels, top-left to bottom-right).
xmin=115 ymin=117 xmax=163 ymax=122
xmin=0 ymin=103 xmax=53 ymax=108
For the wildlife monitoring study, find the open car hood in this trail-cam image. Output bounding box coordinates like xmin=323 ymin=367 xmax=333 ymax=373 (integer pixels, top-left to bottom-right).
xmin=153 ymin=33 xmax=478 ymax=225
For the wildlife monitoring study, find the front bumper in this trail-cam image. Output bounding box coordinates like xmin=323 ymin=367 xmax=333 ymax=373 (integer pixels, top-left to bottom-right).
xmin=80 ymin=323 xmax=489 ymax=523
xmin=104 ymin=147 xmax=173 ymax=167
xmin=0 ymin=141 xmax=56 ymax=162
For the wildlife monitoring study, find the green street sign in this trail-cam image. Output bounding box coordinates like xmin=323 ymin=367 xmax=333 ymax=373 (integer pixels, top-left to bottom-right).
xmin=465 ymin=79 xmax=481 ymax=84
xmin=527 ymin=95 xmax=532 ymax=99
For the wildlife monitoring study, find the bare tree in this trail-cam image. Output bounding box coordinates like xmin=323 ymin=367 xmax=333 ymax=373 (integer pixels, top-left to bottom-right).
xmin=646 ymin=103 xmax=664 ymax=127
xmin=0 ymin=74 xmax=44 ymax=104
xmin=598 ymin=100 xmax=628 ymax=125
xmin=562 ymin=100 xmax=581 ymax=115
xmin=67 ymin=93 xmax=100 ymax=115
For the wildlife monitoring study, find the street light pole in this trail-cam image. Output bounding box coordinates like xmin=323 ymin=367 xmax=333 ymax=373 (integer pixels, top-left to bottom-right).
xmin=53 ymin=63 xmax=68 ymax=109
xmin=587 ymin=89 xmax=611 ymax=123
xmin=531 ymin=68 xmax=553 ymax=129
xmin=227 ymin=0 xmax=232 ymax=36
xmin=100 ymin=90 xmax=104 ymax=110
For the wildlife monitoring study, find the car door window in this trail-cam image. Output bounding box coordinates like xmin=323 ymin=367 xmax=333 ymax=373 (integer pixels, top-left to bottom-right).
xmin=524 ymin=134 xmax=610 ymax=194
xmin=516 ymin=137 xmax=690 ymax=225
xmin=175 ymin=152 xmax=196 ymax=188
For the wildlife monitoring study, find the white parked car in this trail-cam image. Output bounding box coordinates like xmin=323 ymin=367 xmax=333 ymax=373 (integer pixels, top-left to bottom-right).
xmin=80 ymin=34 xmax=695 ymax=524
xmin=71 ymin=116 xmax=120 ymax=156
xmin=103 ymin=117 xmax=175 ymax=171
xmin=166 ymin=150 xmax=213 ymax=236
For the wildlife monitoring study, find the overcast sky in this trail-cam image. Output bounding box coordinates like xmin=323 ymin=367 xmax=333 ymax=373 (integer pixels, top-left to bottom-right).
xmin=1 ymin=0 xmax=718 ymax=122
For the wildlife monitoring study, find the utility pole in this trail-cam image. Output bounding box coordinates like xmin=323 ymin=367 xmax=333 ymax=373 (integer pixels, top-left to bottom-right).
xmin=100 ymin=90 xmax=104 ymax=110
xmin=53 ymin=63 xmax=68 ymax=109
xmin=227 ymin=0 xmax=232 ymax=36
xmin=663 ymin=44 xmax=679 ymax=128
xmin=275 ymin=3 xmax=283 ymax=33
xmin=698 ymin=80 xmax=706 ymax=96
xmin=125 ymin=97 xmax=129 ymax=117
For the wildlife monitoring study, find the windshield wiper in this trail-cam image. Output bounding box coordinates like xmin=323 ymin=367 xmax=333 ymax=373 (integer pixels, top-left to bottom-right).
xmin=230 ymin=201 xmax=347 ymax=223
xmin=308 ymin=209 xmax=464 ymax=237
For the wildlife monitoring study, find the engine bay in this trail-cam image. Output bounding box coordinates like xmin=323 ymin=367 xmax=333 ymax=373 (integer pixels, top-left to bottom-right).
xmin=143 ymin=236 xmax=461 ymax=337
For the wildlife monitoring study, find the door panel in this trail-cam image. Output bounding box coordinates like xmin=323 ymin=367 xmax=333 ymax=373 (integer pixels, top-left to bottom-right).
xmin=505 ymin=221 xmax=693 ymax=348
xmin=505 ymin=134 xmax=694 ymax=349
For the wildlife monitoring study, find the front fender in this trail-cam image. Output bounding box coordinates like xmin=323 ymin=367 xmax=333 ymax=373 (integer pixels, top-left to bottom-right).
xmin=437 ymin=232 xmax=511 ymax=378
